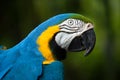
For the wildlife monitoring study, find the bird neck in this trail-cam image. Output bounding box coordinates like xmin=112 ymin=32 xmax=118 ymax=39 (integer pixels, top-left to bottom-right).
xmin=37 ymin=25 xmax=60 ymax=64
xmin=49 ymin=33 xmax=67 ymax=61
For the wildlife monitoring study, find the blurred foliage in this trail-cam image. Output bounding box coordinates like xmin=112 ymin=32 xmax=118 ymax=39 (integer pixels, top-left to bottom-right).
xmin=0 ymin=0 xmax=120 ymax=80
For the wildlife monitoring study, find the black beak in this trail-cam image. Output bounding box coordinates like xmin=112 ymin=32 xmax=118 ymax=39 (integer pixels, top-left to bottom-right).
xmin=68 ymin=29 xmax=96 ymax=56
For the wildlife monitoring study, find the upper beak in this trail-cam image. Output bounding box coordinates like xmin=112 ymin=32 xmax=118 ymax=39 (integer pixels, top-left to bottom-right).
xmin=68 ymin=29 xmax=96 ymax=56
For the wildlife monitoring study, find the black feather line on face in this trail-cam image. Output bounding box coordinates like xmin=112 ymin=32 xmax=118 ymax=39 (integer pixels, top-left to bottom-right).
xmin=49 ymin=32 xmax=67 ymax=60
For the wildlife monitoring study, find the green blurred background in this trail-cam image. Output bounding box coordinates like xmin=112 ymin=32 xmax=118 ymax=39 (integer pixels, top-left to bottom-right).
xmin=0 ymin=0 xmax=120 ymax=80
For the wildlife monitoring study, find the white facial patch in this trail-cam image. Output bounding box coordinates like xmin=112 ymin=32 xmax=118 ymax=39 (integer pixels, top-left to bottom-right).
xmin=55 ymin=32 xmax=77 ymax=50
xmin=55 ymin=19 xmax=94 ymax=50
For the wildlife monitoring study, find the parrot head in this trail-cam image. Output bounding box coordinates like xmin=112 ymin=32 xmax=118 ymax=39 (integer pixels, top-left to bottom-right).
xmin=36 ymin=13 xmax=96 ymax=62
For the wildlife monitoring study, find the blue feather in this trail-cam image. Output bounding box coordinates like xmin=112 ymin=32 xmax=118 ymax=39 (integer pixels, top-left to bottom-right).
xmin=0 ymin=13 xmax=76 ymax=80
xmin=40 ymin=61 xmax=64 ymax=80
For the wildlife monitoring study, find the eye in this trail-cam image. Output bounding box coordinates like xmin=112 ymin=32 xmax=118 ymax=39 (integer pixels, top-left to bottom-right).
xmin=67 ymin=19 xmax=74 ymax=26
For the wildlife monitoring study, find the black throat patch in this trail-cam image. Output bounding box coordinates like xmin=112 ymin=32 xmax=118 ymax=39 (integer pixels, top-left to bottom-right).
xmin=49 ymin=33 xmax=67 ymax=60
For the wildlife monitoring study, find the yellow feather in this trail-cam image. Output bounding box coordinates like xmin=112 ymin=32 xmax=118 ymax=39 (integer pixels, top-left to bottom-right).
xmin=37 ymin=25 xmax=60 ymax=64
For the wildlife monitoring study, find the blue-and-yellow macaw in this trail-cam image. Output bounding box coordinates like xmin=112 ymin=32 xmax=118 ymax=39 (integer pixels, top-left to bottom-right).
xmin=0 ymin=13 xmax=96 ymax=80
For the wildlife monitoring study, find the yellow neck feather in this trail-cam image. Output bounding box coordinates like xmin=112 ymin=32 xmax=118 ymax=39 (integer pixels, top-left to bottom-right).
xmin=37 ymin=25 xmax=60 ymax=64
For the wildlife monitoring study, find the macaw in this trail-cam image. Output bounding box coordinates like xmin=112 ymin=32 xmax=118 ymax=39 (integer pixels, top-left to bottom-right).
xmin=0 ymin=13 xmax=96 ymax=80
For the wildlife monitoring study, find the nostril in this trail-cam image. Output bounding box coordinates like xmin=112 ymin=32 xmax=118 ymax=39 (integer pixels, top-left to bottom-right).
xmin=87 ymin=23 xmax=92 ymax=28
xmin=87 ymin=24 xmax=91 ymax=28
xmin=86 ymin=23 xmax=93 ymax=30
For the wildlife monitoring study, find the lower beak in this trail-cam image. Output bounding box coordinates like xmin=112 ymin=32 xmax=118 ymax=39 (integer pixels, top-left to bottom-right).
xmin=68 ymin=29 xmax=96 ymax=56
